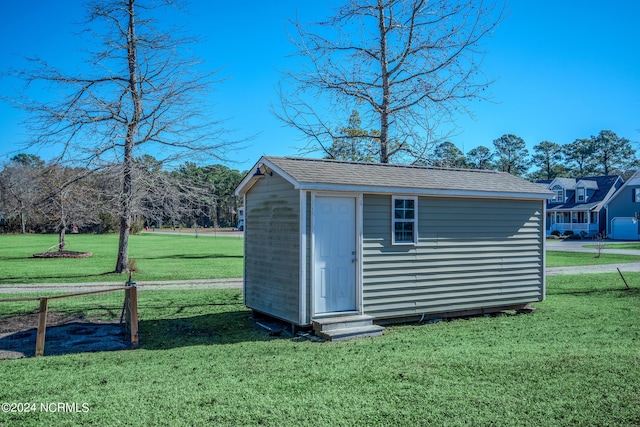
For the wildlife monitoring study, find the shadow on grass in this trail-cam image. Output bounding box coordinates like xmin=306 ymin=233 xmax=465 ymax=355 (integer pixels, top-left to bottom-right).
xmin=0 ymin=271 xmax=124 ymax=284
xmin=0 ymin=312 xmax=290 ymax=359
xmin=135 ymin=254 xmax=243 ymax=260
xmin=549 ymin=287 xmax=638 ymax=297
xmin=138 ymin=310 xmax=285 ymax=350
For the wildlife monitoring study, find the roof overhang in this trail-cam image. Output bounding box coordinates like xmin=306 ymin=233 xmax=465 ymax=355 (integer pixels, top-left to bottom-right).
xmin=235 ymin=156 xmax=553 ymax=200
xmin=295 ymin=182 xmax=551 ymax=200
xmin=235 ymin=157 xmax=299 ymax=196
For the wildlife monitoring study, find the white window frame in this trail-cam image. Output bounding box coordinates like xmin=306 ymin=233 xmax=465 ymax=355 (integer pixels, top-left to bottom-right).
xmin=634 ymin=188 xmax=640 ymax=203
xmin=576 ymin=187 xmax=586 ymax=202
xmin=551 ymin=185 xmax=564 ymax=203
xmin=392 ymin=196 xmax=418 ymax=245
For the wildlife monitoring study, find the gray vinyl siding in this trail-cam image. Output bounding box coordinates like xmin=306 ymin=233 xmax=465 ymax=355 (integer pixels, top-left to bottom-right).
xmin=607 ymin=186 xmax=640 ymax=236
xmin=362 ymin=194 xmax=544 ymax=319
xmin=244 ymin=173 xmax=300 ymax=323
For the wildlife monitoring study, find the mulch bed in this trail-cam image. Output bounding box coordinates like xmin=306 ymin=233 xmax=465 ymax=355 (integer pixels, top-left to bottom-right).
xmin=32 ymin=251 xmax=93 ymax=258
xmin=0 ymin=312 xmax=128 ymax=359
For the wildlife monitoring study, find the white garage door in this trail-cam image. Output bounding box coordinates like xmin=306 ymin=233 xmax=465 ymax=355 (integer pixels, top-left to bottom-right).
xmin=611 ymin=217 xmax=638 ymax=240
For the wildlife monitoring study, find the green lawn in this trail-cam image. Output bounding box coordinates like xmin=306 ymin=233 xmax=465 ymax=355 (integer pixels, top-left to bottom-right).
xmin=584 ymin=242 xmax=640 ymax=250
xmin=0 ymin=233 xmax=243 ymax=284
xmin=546 ymin=250 xmax=640 ymax=267
xmin=2 ymin=234 xmax=638 ymax=286
xmin=1 ymin=274 xmax=639 ymax=426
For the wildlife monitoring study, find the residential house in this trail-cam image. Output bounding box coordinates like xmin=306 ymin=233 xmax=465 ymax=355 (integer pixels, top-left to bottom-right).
xmin=539 ymin=175 xmax=623 ymax=237
xmin=605 ymin=170 xmax=640 ymax=240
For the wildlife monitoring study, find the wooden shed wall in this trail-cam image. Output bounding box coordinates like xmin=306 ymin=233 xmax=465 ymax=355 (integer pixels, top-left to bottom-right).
xmin=362 ymin=195 xmax=544 ymax=319
xmin=244 ymin=174 xmax=300 ymax=323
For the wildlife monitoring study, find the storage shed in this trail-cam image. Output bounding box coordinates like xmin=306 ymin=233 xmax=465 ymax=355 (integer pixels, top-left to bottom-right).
xmin=235 ymin=156 xmax=552 ymax=338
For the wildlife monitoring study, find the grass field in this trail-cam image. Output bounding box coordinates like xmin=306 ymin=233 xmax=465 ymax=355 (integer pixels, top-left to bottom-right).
xmin=0 ymin=274 xmax=639 ymax=426
xmin=2 ymin=233 xmax=639 ymax=285
xmin=0 ymin=233 xmax=243 ymax=284
xmin=546 ymin=250 xmax=640 ymax=267
xmin=585 ymin=242 xmax=640 ymax=250
xmin=1 ymin=233 xmax=639 ymax=425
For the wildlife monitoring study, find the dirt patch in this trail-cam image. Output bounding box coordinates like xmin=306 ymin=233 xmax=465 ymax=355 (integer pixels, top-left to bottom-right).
xmin=0 ymin=312 xmax=129 ymax=359
xmin=32 ymin=251 xmax=93 ymax=258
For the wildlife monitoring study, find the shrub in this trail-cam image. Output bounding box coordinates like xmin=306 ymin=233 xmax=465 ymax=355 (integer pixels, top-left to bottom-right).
xmin=565 ymin=233 xmax=582 ymax=240
xmin=563 ymin=230 xmax=574 ymax=236
xmin=550 ymin=230 xmax=561 ymax=237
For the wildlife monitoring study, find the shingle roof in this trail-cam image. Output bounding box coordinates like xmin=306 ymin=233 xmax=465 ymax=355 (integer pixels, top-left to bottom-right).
xmin=237 ymin=156 xmax=552 ymax=199
xmin=541 ymin=175 xmax=621 ymax=211
xmin=576 ymin=179 xmax=599 ymax=190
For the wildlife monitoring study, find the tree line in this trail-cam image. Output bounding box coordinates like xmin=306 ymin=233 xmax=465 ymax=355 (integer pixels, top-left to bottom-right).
xmin=0 ymin=154 xmax=244 ymax=239
xmin=3 ymin=0 xmax=626 ymax=272
xmin=332 ymin=128 xmax=637 ymax=180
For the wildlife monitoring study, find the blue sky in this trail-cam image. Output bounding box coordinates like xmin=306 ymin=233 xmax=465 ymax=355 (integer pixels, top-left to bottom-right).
xmin=1 ymin=1 xmax=639 ymax=172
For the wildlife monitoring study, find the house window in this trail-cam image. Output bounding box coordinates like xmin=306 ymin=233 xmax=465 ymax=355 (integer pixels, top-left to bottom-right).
xmin=551 ymin=185 xmax=564 ymax=203
xmin=392 ymin=196 xmax=417 ymax=245
xmin=573 ymin=212 xmax=587 ymax=223
xmin=634 ymin=188 xmax=640 ymax=203
xmin=576 ymin=187 xmax=586 ymax=202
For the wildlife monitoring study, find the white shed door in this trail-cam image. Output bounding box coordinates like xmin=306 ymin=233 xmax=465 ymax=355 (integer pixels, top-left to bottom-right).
xmin=313 ymin=196 xmax=357 ymax=314
xmin=611 ymin=217 xmax=638 ymax=240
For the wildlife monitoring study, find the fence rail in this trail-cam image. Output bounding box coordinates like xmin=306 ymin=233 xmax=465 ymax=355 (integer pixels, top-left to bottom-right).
xmin=0 ymin=286 xmax=138 ymax=356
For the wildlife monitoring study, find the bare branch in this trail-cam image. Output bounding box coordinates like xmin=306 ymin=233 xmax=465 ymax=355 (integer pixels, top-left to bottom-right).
xmin=277 ymin=0 xmax=504 ymax=163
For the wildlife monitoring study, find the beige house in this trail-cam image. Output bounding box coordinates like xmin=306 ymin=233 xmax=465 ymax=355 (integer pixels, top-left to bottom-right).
xmin=235 ymin=157 xmax=552 ymax=340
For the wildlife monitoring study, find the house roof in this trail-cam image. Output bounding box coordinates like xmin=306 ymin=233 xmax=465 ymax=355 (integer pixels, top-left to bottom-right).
xmin=576 ymin=179 xmax=599 ymax=190
xmin=551 ymin=177 xmax=577 ymax=188
xmin=605 ymin=170 xmax=640 ymax=206
xmin=236 ymin=156 xmax=553 ymax=200
xmin=540 ymin=175 xmax=622 ymax=212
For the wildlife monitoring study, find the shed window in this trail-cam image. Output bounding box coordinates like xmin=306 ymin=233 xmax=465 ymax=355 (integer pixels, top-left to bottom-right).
xmin=392 ymin=196 xmax=417 ymax=245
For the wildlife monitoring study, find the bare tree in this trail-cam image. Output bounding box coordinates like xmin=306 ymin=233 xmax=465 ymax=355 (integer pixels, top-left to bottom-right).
xmin=0 ymin=156 xmax=43 ymax=234
xmin=278 ymin=0 xmax=504 ymax=163
xmin=8 ymin=0 xmax=234 ymax=273
xmin=36 ymin=164 xmax=102 ymax=252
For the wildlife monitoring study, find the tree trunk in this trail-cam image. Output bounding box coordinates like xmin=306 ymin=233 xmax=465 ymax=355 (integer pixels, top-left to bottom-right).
xmin=20 ymin=208 xmax=26 ymax=234
xmin=58 ymin=227 xmax=66 ymax=252
xmin=115 ymin=0 xmax=142 ymax=274
xmin=377 ymin=1 xmax=390 ymax=164
xmin=115 ymin=164 xmax=132 ymax=273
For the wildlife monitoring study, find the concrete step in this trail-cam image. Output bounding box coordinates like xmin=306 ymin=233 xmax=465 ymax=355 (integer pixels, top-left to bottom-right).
xmin=312 ymin=314 xmax=375 ymax=332
xmin=315 ymin=324 xmax=384 ymax=341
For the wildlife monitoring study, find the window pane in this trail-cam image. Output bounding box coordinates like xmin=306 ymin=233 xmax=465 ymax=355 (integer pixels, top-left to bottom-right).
xmin=394 ymin=199 xmax=415 ymax=219
xmin=404 ymin=206 xmax=414 ymax=219
xmin=394 ymin=222 xmax=414 ymax=243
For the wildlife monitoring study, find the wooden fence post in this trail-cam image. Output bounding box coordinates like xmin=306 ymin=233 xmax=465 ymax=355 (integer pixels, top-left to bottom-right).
xmin=125 ymin=286 xmax=139 ymax=348
xmin=35 ymin=298 xmax=48 ymax=356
